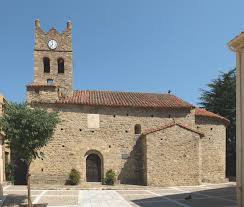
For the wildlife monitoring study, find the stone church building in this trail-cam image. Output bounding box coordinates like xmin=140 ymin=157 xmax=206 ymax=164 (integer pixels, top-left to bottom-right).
xmin=25 ymin=20 xmax=229 ymax=186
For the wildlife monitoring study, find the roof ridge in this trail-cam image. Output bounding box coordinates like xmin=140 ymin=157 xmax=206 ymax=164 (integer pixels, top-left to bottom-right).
xmin=74 ymin=89 xmax=173 ymax=96
xmin=57 ymin=90 xmax=193 ymax=109
xmin=195 ymin=108 xmax=230 ymax=125
xmin=142 ymin=121 xmax=204 ymax=137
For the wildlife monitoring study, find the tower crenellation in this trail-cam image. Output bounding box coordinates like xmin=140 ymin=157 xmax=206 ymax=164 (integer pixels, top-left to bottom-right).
xmin=27 ymin=20 xmax=73 ymax=103
xmin=34 ymin=20 xmax=72 ymax=51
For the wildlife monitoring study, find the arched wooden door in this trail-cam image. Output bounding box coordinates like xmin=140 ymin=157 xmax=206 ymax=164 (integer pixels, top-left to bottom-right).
xmin=86 ymin=154 xmax=101 ymax=182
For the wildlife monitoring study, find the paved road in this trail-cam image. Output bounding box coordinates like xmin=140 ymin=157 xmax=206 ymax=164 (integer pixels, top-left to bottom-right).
xmin=1 ymin=183 xmax=237 ymax=207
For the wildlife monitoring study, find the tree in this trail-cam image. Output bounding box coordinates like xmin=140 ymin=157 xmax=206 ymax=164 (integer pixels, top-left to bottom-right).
xmin=0 ymin=103 xmax=59 ymax=207
xmin=199 ymin=68 xmax=236 ymax=177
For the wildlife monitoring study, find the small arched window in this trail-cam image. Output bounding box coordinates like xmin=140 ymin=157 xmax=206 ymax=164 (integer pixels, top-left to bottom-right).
xmin=58 ymin=58 xmax=64 ymax=73
xmin=134 ymin=124 xmax=141 ymax=135
xmin=43 ymin=57 xmax=50 ymax=73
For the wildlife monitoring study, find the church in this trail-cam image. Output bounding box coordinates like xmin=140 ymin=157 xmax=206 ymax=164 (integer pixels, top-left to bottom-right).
xmin=25 ymin=20 xmax=228 ymax=186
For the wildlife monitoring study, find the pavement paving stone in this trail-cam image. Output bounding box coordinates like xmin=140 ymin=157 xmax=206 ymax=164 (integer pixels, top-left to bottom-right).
xmin=130 ymin=200 xmax=184 ymax=207
xmin=196 ymin=187 xmax=236 ymax=197
xmin=39 ymin=195 xmax=78 ymax=206
xmin=181 ymin=197 xmax=237 ymax=207
xmin=3 ymin=196 xmax=36 ymax=206
xmin=46 ymin=190 xmax=78 ymax=196
xmin=176 ymin=186 xmax=210 ymax=192
xmin=80 ymin=190 xmax=131 ymax=207
xmin=117 ymin=190 xmax=152 ymax=195
xmin=1 ymin=183 xmax=237 ymax=207
xmin=4 ymin=190 xmax=43 ymax=196
xmin=221 ymin=195 xmax=237 ymax=201
xmin=6 ymin=185 xmax=26 ymax=191
xmin=151 ymin=189 xmax=187 ymax=196
xmin=166 ymin=192 xmax=208 ymax=200
xmin=122 ymin=194 xmax=162 ymax=201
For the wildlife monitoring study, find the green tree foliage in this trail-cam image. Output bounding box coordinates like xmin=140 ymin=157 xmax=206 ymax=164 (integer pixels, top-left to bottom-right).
xmin=104 ymin=169 xmax=116 ymax=185
xmin=199 ymin=69 xmax=236 ymax=177
xmin=0 ymin=102 xmax=59 ymax=206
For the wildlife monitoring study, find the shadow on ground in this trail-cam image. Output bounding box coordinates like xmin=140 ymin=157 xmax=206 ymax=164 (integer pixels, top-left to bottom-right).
xmin=3 ymin=194 xmax=28 ymax=206
xmin=131 ymin=186 xmax=237 ymax=207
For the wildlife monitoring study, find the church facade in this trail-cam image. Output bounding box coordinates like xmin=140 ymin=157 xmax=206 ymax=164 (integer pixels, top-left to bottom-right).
xmin=26 ymin=20 xmax=228 ymax=186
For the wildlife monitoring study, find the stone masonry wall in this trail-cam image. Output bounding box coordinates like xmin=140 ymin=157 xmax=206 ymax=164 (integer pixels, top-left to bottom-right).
xmin=141 ymin=136 xmax=147 ymax=185
xmin=0 ymin=96 xmax=4 ymax=117
xmin=196 ymin=117 xmax=226 ymax=183
xmin=33 ymin=51 xmax=73 ymax=95
xmin=30 ymin=104 xmax=195 ymax=184
xmin=29 ymin=103 xmax=226 ymax=186
xmin=32 ymin=20 xmax=73 ymax=97
xmin=0 ymin=103 xmax=2 ymax=117
xmin=145 ymin=125 xmax=201 ymax=186
xmin=27 ymin=86 xmax=59 ymax=103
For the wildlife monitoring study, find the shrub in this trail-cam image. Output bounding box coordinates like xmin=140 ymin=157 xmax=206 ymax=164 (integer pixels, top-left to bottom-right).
xmin=104 ymin=169 xmax=116 ymax=185
xmin=68 ymin=169 xmax=80 ymax=185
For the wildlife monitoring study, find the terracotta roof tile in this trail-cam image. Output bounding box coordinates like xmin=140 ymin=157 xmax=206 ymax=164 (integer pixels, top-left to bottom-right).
xmin=57 ymin=90 xmax=193 ymax=109
xmin=26 ymin=85 xmax=229 ymax=126
xmin=195 ymin=108 xmax=230 ymax=125
xmin=142 ymin=122 xmax=204 ymax=137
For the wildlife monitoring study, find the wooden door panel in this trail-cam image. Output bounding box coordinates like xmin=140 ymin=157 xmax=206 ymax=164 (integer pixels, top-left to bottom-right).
xmin=86 ymin=154 xmax=101 ymax=182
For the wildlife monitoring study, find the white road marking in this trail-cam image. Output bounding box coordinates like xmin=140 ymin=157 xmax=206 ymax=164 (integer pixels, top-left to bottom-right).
xmin=3 ymin=185 xmax=10 ymax=191
xmin=78 ymin=190 xmax=82 ymax=206
xmin=5 ymin=189 xmax=78 ymax=192
xmin=38 ymin=195 xmax=77 ymax=197
xmin=145 ymin=190 xmax=191 ymax=207
xmin=172 ymin=186 xmax=236 ymax=203
xmin=131 ymin=199 xmax=169 ymax=204
xmin=0 ymin=185 xmax=10 ymax=206
xmin=2 ymin=184 xmax=237 ymax=207
xmin=194 ymin=191 xmax=236 ymax=202
xmin=49 ymin=206 xmax=78 ymax=207
xmin=118 ymin=193 xmax=154 ymax=195
xmin=33 ymin=190 xmax=47 ymax=204
xmin=115 ymin=191 xmax=133 ymax=207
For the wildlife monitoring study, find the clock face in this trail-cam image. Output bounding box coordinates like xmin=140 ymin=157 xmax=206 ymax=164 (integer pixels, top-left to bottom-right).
xmin=48 ymin=40 xmax=58 ymax=50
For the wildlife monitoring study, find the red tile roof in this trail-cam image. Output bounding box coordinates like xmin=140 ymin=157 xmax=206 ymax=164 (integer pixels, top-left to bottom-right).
xmin=26 ymin=85 xmax=229 ymax=125
xmin=195 ymin=108 xmax=230 ymax=125
xmin=57 ymin=90 xmax=193 ymax=109
xmin=142 ymin=122 xmax=204 ymax=137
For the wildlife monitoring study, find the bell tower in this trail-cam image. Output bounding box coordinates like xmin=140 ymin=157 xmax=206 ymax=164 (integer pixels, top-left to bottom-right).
xmin=27 ymin=19 xmax=73 ymax=103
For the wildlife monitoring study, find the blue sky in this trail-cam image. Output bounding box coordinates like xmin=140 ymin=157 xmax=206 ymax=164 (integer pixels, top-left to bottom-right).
xmin=0 ymin=0 xmax=243 ymax=105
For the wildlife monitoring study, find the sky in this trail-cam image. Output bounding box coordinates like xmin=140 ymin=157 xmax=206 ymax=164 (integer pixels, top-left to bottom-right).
xmin=0 ymin=0 xmax=243 ymax=105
